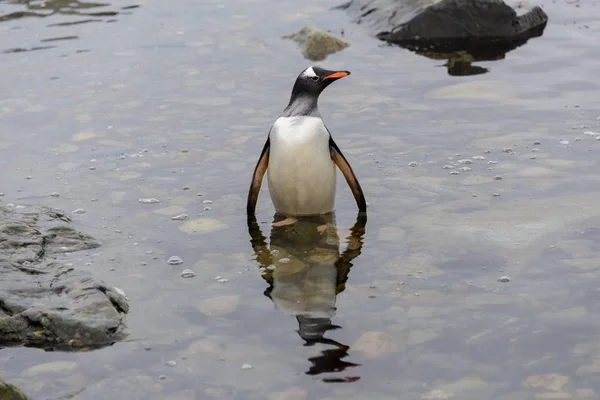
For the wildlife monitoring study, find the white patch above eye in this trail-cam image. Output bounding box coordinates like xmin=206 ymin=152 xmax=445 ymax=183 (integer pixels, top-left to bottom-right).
xmin=302 ymin=66 xmax=317 ymax=78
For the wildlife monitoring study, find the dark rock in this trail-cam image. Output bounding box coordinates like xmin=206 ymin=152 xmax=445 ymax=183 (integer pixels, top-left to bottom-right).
xmin=0 ymin=206 xmax=128 ymax=351
xmin=337 ymin=0 xmax=548 ymax=75
xmin=0 ymin=377 xmax=28 ymax=400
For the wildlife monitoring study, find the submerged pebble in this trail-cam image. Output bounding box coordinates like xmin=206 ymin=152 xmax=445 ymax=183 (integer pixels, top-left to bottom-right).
xmin=494 ymin=175 xmax=503 ymax=180
xmin=408 ymin=161 xmax=418 ymax=167
xmin=181 ymin=269 xmax=196 ymax=278
xmin=171 ymin=213 xmax=189 ymax=221
xmin=533 ymin=140 xmax=541 ymax=145
xmin=167 ymin=256 xmax=183 ymax=265
xmin=241 ymin=364 xmax=253 ymax=370
xmin=492 ymin=193 xmax=501 ymax=197
xmin=196 ymin=295 xmax=239 ymax=316
xmin=458 ymin=167 xmax=471 ymax=172
xmin=139 ymin=198 xmax=160 ymax=204
xmin=559 ymin=140 xmax=569 ymax=145
xmin=458 ymin=159 xmax=473 ymax=164
xmin=50 ymin=192 xmax=60 ymax=197
xmin=472 ymin=156 xmax=485 ymax=160
xmin=73 ymin=208 xmax=86 ymax=214
xmin=165 ymin=360 xmax=177 ymax=367
xmin=498 ymin=276 xmax=511 ymax=282
xmin=449 ymin=171 xmax=460 ymax=175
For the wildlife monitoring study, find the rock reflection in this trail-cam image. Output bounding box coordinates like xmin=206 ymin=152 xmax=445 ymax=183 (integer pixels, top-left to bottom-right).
xmin=404 ymin=39 xmax=545 ymax=76
xmin=0 ymin=0 xmax=139 ymax=53
xmin=0 ymin=0 xmax=126 ymax=22
xmin=247 ymin=212 xmax=367 ymax=383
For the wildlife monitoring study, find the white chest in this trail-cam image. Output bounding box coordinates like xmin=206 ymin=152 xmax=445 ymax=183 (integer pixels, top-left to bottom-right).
xmin=267 ymin=116 xmax=336 ymax=216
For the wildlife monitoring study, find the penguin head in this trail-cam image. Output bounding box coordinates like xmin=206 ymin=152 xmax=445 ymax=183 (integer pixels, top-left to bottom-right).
xmin=291 ymin=66 xmax=351 ymax=98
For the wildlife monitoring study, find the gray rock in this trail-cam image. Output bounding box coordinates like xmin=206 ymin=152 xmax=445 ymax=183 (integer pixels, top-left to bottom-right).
xmin=0 ymin=206 xmax=128 ymax=350
xmin=0 ymin=377 xmax=28 ymax=400
xmin=337 ymin=0 xmax=548 ymax=75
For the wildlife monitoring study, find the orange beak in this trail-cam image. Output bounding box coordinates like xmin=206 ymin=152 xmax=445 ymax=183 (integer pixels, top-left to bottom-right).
xmin=322 ymin=71 xmax=350 ymax=81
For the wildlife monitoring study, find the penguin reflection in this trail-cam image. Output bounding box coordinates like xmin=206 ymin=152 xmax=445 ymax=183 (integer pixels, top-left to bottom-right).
xmin=247 ymin=212 xmax=366 ymax=382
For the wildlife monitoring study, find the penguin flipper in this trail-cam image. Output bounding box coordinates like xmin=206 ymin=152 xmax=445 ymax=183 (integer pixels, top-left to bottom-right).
xmin=329 ymin=137 xmax=367 ymax=212
xmin=247 ymin=137 xmax=270 ymax=215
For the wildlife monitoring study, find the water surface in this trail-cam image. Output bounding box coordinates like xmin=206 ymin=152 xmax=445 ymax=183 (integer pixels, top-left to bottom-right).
xmin=1 ymin=0 xmax=600 ymax=398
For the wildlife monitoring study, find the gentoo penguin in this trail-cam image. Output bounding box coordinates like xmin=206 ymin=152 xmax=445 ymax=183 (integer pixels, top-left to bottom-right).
xmin=246 ymin=66 xmax=366 ymax=222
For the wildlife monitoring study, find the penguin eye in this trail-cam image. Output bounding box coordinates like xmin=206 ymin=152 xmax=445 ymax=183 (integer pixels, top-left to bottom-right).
xmin=311 ymin=76 xmax=319 ymax=82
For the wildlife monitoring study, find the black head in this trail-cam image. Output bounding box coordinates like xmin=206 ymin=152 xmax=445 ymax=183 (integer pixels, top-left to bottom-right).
xmin=292 ymin=66 xmax=350 ymax=96
xmin=283 ymin=66 xmax=351 ymax=117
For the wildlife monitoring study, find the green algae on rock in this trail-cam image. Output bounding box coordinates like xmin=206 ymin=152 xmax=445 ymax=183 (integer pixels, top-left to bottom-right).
xmin=0 ymin=377 xmax=28 ymax=400
xmin=283 ymin=26 xmax=349 ymax=61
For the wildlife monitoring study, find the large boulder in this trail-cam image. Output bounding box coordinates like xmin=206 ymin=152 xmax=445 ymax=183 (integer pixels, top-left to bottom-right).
xmin=0 ymin=206 xmax=128 ymax=351
xmin=337 ymin=0 xmax=548 ymax=73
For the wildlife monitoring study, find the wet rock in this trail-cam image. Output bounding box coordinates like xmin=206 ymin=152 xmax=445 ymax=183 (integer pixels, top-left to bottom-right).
xmin=196 ymin=295 xmax=240 ymax=317
xmin=352 ymin=331 xmax=399 ymax=358
xmin=282 ymin=26 xmax=349 ymax=61
xmin=339 ymin=0 xmax=547 ymax=50
xmin=0 ymin=206 xmax=128 ymax=350
xmin=0 ymin=377 xmax=28 ymax=400
xmin=338 ymin=0 xmax=547 ymax=75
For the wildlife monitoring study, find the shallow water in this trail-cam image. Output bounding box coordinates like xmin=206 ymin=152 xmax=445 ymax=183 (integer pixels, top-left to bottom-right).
xmin=1 ymin=0 xmax=600 ymax=398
